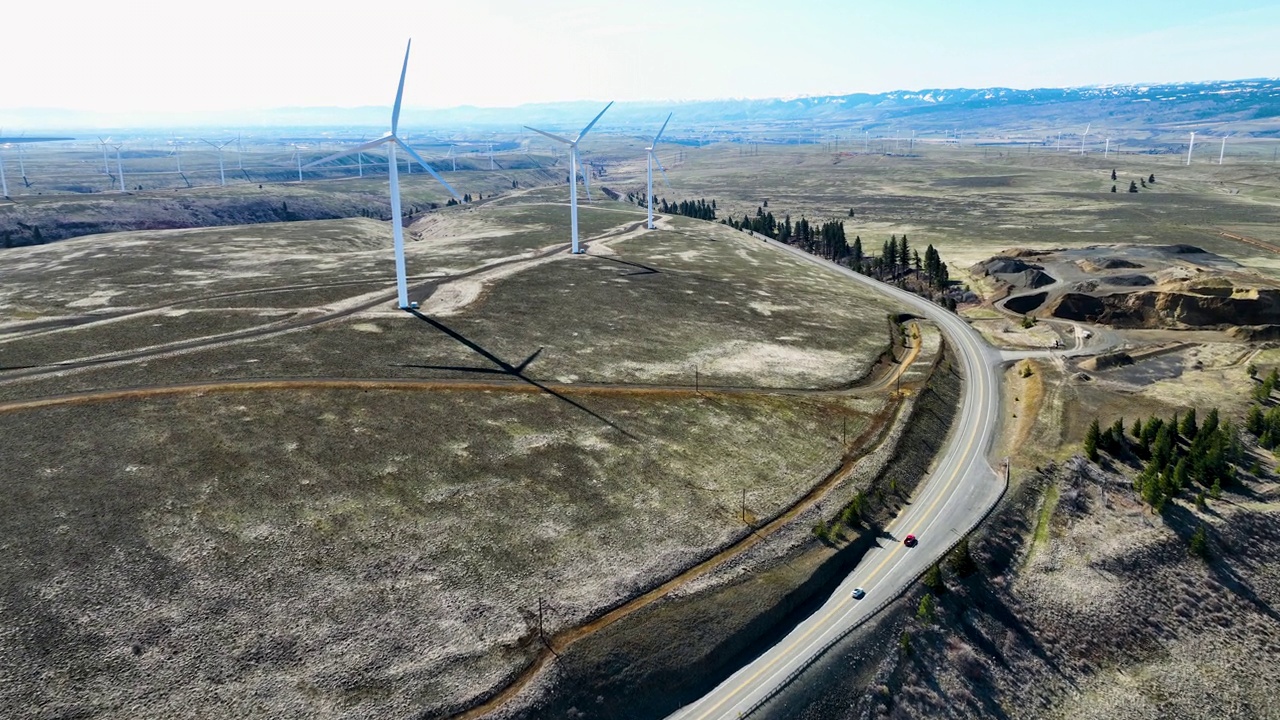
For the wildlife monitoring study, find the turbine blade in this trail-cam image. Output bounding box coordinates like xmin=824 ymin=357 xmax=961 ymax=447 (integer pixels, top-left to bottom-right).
xmin=391 ymin=39 xmax=412 ymax=135
xmin=653 ymin=112 xmax=672 ymax=146
xmin=302 ymin=138 xmax=390 ymax=169
xmin=525 ymin=126 xmax=572 ymax=145
xmin=575 ymin=101 xmax=614 ymax=142
xmin=396 ymin=137 xmax=463 ymax=202
xmin=201 ymin=139 xmax=220 ymax=149
xmin=656 ymin=157 xmax=674 ymax=190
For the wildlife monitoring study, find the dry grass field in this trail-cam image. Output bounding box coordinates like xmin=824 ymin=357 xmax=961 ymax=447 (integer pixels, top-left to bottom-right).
xmin=0 ymin=186 xmax=907 ymax=718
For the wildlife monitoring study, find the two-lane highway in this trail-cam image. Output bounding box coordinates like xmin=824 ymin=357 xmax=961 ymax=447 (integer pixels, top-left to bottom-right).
xmin=669 ymin=237 xmax=1009 ymax=719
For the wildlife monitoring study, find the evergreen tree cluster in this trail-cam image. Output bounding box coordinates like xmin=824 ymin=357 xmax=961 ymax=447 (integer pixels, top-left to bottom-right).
xmin=630 ymin=194 xmax=717 ymax=221
xmin=1088 ymin=407 xmax=1239 ymax=512
xmin=1244 ymin=368 xmax=1280 ymax=449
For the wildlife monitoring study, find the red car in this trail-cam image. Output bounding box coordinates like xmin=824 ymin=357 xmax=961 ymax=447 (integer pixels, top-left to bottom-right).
xmin=904 ymin=534 xmax=918 ymax=547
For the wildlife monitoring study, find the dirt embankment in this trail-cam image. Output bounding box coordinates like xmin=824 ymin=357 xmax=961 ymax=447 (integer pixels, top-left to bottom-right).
xmin=1047 ymin=287 xmax=1280 ymax=329
xmin=497 ymin=348 xmax=963 ymax=720
xmin=762 ymin=457 xmax=1280 ymax=720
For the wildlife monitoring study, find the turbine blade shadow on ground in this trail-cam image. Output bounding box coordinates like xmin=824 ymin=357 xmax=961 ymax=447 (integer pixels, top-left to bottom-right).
xmin=405 ymin=310 xmax=634 ymax=439
xmin=587 ymin=254 xmax=661 ymax=276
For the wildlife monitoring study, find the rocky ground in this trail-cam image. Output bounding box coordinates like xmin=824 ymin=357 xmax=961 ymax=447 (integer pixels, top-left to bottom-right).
xmin=763 ymin=454 xmax=1280 ymax=720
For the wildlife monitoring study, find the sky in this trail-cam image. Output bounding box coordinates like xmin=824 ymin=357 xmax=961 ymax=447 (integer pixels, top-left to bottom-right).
xmin=4 ymin=0 xmax=1279 ymax=120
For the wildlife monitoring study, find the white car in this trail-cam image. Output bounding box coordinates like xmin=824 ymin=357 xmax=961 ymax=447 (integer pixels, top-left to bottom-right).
xmin=851 ymin=587 xmax=866 ymax=599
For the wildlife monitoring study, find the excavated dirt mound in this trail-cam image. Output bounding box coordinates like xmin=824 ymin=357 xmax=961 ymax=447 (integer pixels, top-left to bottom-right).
xmin=1013 ymin=268 xmax=1056 ymax=289
xmin=1048 ymin=289 xmax=1280 ymax=328
xmin=1104 ymin=274 xmax=1155 ymax=287
xmin=1077 ymin=256 xmax=1144 ymax=273
xmin=1228 ymin=325 xmax=1280 ymax=342
xmin=1079 ymin=351 xmax=1135 ymax=372
xmin=976 ymin=257 xmax=1039 ymax=276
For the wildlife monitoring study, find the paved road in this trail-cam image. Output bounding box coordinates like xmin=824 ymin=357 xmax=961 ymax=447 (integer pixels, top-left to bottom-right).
xmin=668 ymin=237 xmax=1009 ymax=720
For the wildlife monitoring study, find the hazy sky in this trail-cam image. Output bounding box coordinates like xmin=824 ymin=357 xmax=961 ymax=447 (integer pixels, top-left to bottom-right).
xmin=5 ymin=0 xmax=1278 ymax=115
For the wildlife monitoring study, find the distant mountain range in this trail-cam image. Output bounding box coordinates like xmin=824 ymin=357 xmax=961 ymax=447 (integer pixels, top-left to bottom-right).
xmin=3 ymin=79 xmax=1278 ymax=137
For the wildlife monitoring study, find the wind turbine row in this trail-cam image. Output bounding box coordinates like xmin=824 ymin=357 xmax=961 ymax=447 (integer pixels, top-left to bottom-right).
xmin=304 ymin=39 xmax=463 ymax=310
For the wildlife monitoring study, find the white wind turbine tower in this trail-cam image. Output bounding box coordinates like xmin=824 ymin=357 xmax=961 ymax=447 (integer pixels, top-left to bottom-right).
xmin=1104 ymin=137 xmax=1111 ymax=158
xmin=304 ymin=39 xmax=463 ymax=309
xmin=524 ymin=101 xmax=613 ymax=254
xmin=97 ymin=136 xmax=112 ymax=174
xmin=203 ymin=138 xmax=234 ymax=186
xmin=1219 ymin=134 xmax=1230 ymax=165
xmin=1187 ymin=132 xmax=1196 ymax=165
xmin=645 ymin=113 xmax=673 ymax=230
xmin=1079 ymin=124 xmax=1090 ymax=155
xmin=292 ymin=144 xmax=304 ymax=181
xmin=112 ymin=143 xmax=126 ymax=191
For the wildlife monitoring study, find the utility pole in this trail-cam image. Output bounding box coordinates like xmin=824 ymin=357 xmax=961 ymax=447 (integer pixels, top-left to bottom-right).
xmin=695 ymin=366 xmax=700 ymax=394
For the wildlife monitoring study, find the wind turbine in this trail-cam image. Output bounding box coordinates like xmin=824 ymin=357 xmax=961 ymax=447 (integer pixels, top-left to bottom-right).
xmin=203 ymin=138 xmax=234 ymax=186
xmin=303 ymin=39 xmax=462 ymax=309
xmin=1219 ymin=134 xmax=1230 ymax=165
xmin=292 ymin=144 xmax=304 ymax=181
xmin=97 ymin=136 xmax=112 ymax=174
xmin=1104 ymin=137 xmax=1111 ymax=158
xmin=525 ymin=102 xmax=612 ymax=254
xmin=1079 ymin=124 xmax=1090 ymax=155
xmin=646 ymin=113 xmax=673 ymax=230
xmin=112 ymin=143 xmax=126 ymax=191
xmin=0 ymin=133 xmax=75 ymax=196
xmin=1187 ymin=132 xmax=1196 ymax=165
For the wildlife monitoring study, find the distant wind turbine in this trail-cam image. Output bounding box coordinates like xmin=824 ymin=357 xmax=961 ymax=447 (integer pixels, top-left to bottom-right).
xmin=525 ymin=101 xmax=613 ymax=254
xmin=0 ymin=134 xmax=75 ymax=196
xmin=112 ymin=143 xmax=126 ymax=191
xmin=1104 ymin=137 xmax=1111 ymax=158
xmin=304 ymin=39 xmax=462 ymax=309
xmin=97 ymin=136 xmax=112 ymax=174
xmin=1219 ymin=134 xmax=1230 ymax=165
xmin=1080 ymin=124 xmax=1090 ymax=155
xmin=1187 ymin=132 xmax=1196 ymax=165
xmin=646 ymin=113 xmax=673 ymax=230
xmin=203 ymin=138 xmax=234 ymax=186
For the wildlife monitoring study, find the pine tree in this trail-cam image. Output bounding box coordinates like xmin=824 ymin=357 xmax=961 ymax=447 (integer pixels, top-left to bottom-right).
xmin=1180 ymin=408 xmax=1198 ymax=439
xmin=948 ymin=538 xmax=978 ymax=577
xmin=1111 ymin=169 xmax=1117 ymax=181
xmin=917 ymin=593 xmax=936 ymax=622
xmin=1084 ymin=418 xmax=1101 ymax=461
xmin=1189 ymin=524 xmax=1209 ymax=558
xmin=1247 ymin=404 xmax=1264 ymax=436
xmin=924 ymin=563 xmax=945 ymax=594
xmin=1111 ymin=418 xmax=1126 ymax=449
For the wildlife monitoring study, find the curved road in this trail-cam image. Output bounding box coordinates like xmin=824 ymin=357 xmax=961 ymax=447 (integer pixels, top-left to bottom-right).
xmin=668 ymin=237 xmax=1008 ymax=719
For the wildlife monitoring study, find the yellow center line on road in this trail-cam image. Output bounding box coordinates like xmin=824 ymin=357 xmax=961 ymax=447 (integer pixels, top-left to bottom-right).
xmin=690 ymin=335 xmax=990 ymax=719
